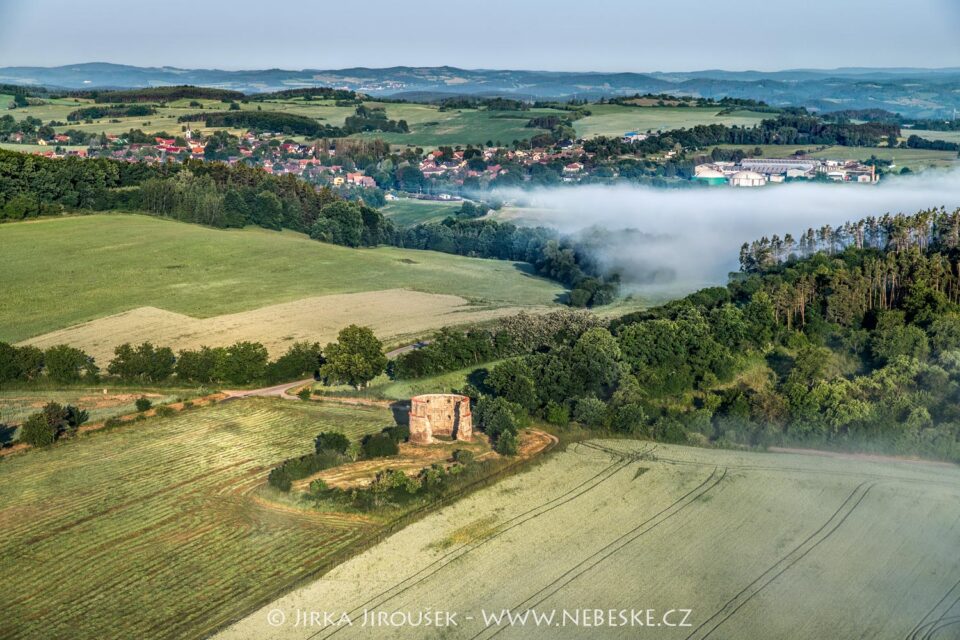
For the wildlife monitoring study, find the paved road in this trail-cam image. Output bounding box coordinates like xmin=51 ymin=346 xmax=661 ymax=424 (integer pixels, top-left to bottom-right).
xmin=224 ymin=340 xmax=432 ymax=400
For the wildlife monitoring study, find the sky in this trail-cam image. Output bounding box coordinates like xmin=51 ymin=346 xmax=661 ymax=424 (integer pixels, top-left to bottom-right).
xmin=1 ymin=0 xmax=959 ymax=72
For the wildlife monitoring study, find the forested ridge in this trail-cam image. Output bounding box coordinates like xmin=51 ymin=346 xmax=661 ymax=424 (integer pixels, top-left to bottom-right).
xmin=431 ymin=207 xmax=960 ymax=463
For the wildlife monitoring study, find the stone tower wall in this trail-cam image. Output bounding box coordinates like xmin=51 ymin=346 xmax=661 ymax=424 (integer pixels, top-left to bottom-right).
xmin=408 ymin=394 xmax=473 ymax=444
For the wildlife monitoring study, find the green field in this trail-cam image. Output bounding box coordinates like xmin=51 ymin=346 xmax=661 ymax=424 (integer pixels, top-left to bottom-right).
xmin=380 ymin=198 xmax=463 ymax=226
xmin=218 ymin=441 xmax=960 ymax=640
xmin=709 ymin=143 xmax=960 ymax=171
xmin=0 ymin=214 xmax=563 ymax=345
xmin=0 ymin=398 xmax=395 ymax=640
xmin=3 ymin=97 xmax=557 ymax=147
xmin=0 ymin=386 xmax=202 ymax=428
xmin=907 ymin=129 xmax=960 ymax=144
xmin=6 ymin=96 xmax=778 ymax=149
xmin=573 ymin=105 xmax=770 ymax=139
xmin=352 ymin=106 xmax=556 ymax=147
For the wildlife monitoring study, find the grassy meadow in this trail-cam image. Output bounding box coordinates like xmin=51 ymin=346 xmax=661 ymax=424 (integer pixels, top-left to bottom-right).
xmin=573 ymin=104 xmax=770 ymax=138
xmin=906 ymin=128 xmax=960 ymax=144
xmin=0 ymin=386 xmax=202 ymax=428
xmin=0 ymin=398 xmax=394 ymax=640
xmin=709 ymin=143 xmax=959 ymax=171
xmin=218 ymin=441 xmax=960 ymax=640
xmin=380 ymin=198 xmax=463 ymax=226
xmin=0 ymin=214 xmax=563 ymax=352
xmin=352 ymin=105 xmax=557 ymax=147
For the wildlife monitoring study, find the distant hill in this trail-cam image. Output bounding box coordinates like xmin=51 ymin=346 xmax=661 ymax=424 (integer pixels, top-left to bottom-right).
xmin=2 ymin=63 xmax=960 ymax=117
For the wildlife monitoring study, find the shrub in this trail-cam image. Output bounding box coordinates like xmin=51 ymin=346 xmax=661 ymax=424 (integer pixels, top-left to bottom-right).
xmin=268 ymin=451 xmax=344 ymax=493
xmin=545 ymin=400 xmax=570 ymax=427
xmin=268 ymin=467 xmax=292 ymax=492
xmin=362 ymin=433 xmax=399 ymax=458
xmin=297 ymin=388 xmax=312 ymax=401
xmin=135 ymin=397 xmax=152 ymax=412
xmin=314 ymin=431 xmax=350 ymax=455
xmin=573 ymin=397 xmax=608 ymax=428
xmin=19 ymin=413 xmax=56 ymax=447
xmin=452 ymin=449 xmax=475 ymax=464
xmin=308 ymin=479 xmax=328 ymax=494
xmin=383 ymin=424 xmax=410 ymax=444
xmin=155 ymin=405 xmax=176 ymax=418
xmin=495 ymin=430 xmax=519 ymax=456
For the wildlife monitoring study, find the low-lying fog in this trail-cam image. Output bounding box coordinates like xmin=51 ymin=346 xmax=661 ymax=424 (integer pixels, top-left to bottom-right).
xmin=493 ymin=170 xmax=960 ymax=298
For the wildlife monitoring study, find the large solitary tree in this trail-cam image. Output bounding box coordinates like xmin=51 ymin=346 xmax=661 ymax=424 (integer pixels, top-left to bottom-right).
xmin=320 ymin=325 xmax=387 ymax=389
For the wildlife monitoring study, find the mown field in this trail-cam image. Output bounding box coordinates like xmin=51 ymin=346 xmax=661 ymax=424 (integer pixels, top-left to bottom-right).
xmin=218 ymin=441 xmax=960 ymax=640
xmin=573 ymin=105 xmax=770 ymax=138
xmin=0 ymin=398 xmax=394 ymax=640
xmin=380 ymin=198 xmax=463 ymax=226
xmin=0 ymin=386 xmax=201 ymax=427
xmin=0 ymin=214 xmax=563 ymax=358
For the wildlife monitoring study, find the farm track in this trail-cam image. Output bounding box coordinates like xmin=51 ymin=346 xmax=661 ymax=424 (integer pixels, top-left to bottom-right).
xmin=472 ymin=464 xmax=727 ymax=639
xmin=308 ymin=443 xmax=656 ymax=640
xmin=684 ymin=481 xmax=876 ymax=640
xmin=907 ymin=576 xmax=960 ymax=640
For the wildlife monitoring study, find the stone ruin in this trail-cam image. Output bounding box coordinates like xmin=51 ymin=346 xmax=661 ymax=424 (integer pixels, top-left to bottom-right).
xmin=408 ymin=394 xmax=472 ymax=444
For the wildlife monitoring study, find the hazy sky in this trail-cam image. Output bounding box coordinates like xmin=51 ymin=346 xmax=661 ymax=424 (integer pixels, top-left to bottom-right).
xmin=1 ymin=0 xmax=958 ymax=72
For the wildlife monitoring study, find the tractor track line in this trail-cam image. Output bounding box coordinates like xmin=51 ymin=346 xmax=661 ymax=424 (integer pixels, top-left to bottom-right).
xmin=308 ymin=443 xmax=654 ymax=640
xmin=473 ymin=465 xmax=727 ymax=640
xmin=685 ymin=481 xmax=876 ymax=640
xmin=907 ymin=576 xmax=960 ymax=640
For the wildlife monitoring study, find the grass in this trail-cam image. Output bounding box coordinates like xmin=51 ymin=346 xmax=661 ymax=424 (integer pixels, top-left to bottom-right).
xmin=4 ymin=98 xmax=556 ymax=148
xmin=6 ymin=98 xmax=776 ymax=149
xmin=380 ymin=198 xmax=463 ymax=226
xmin=573 ymin=105 xmax=770 ymax=139
xmin=708 ymin=143 xmax=959 ymax=171
xmin=217 ymin=441 xmax=960 ymax=639
xmin=0 ymin=214 xmax=563 ymax=349
xmin=905 ymin=129 xmax=960 ymax=144
xmin=351 ymin=106 xmax=557 ymax=148
xmin=0 ymin=398 xmax=393 ymax=640
xmin=0 ymin=386 xmax=203 ymax=428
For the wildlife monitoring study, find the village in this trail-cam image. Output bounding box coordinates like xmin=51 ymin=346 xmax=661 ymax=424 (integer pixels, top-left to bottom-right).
xmin=6 ymin=119 xmax=882 ymax=202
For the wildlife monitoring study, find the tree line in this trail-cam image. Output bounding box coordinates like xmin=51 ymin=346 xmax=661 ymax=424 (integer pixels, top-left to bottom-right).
xmin=0 ymin=325 xmax=388 ymax=391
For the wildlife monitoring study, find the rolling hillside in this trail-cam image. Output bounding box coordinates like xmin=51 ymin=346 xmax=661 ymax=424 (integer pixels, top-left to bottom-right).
xmin=0 ymin=214 xmax=563 ymax=358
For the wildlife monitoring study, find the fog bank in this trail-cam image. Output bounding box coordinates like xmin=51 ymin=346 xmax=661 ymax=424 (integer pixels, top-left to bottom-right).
xmin=494 ymin=171 xmax=960 ymax=297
